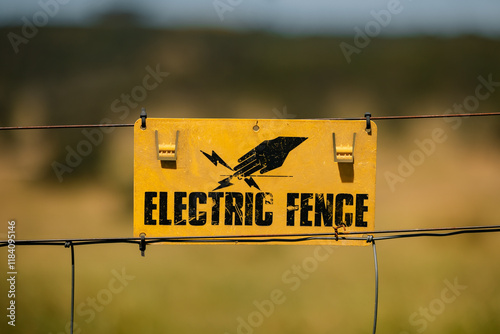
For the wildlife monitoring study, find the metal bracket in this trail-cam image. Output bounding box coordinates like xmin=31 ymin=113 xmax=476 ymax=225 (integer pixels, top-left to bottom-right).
xmin=365 ymin=112 xmax=372 ymax=134
xmin=139 ymin=233 xmax=146 ymax=257
xmin=333 ymin=133 xmax=356 ymax=163
xmin=140 ymin=108 xmax=147 ymax=129
xmin=156 ymin=130 xmax=179 ymax=161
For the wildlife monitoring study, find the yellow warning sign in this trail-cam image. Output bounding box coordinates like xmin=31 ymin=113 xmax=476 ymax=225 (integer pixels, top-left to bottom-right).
xmin=134 ymin=118 xmax=377 ymax=245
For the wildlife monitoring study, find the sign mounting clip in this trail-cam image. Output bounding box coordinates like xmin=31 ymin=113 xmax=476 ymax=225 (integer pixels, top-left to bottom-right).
xmin=156 ymin=130 xmax=179 ymax=161
xmin=333 ymin=133 xmax=356 ymax=163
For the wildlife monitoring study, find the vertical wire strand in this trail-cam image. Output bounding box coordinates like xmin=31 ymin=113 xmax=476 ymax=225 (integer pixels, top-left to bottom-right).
xmin=372 ymin=238 xmax=379 ymax=334
xmin=65 ymin=241 xmax=75 ymax=334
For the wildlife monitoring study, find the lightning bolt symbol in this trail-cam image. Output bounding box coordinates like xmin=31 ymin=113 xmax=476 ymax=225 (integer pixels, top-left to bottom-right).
xmin=213 ymin=176 xmax=234 ymax=191
xmin=244 ymin=177 xmax=261 ymax=190
xmin=201 ymin=150 xmax=233 ymax=171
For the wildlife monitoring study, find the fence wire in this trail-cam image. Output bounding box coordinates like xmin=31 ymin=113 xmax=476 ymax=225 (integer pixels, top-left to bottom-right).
xmin=1 ymin=111 xmax=500 ymax=131
xmin=2 ymin=224 xmax=500 ymax=248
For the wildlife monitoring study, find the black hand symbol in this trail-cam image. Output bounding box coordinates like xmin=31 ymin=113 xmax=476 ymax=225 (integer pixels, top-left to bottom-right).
xmin=233 ymin=137 xmax=307 ymax=178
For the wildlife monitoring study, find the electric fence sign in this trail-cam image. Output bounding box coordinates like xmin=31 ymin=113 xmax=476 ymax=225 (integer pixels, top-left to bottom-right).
xmin=134 ymin=118 xmax=377 ymax=245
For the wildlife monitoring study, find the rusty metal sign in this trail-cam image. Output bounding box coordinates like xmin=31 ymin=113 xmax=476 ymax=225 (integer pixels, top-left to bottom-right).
xmin=134 ymin=118 xmax=377 ymax=245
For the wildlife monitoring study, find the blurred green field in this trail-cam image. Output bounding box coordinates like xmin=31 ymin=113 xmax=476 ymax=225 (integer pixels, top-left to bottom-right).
xmin=1 ymin=27 xmax=500 ymax=333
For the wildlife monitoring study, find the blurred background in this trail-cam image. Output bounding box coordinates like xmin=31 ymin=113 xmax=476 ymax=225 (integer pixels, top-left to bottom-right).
xmin=1 ymin=1 xmax=500 ymax=333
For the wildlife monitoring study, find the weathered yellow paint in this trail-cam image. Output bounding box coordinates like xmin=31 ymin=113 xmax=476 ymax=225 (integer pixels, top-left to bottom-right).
xmin=134 ymin=118 xmax=377 ymax=245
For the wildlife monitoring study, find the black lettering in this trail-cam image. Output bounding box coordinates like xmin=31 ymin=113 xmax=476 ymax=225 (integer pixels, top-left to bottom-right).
xmin=335 ymin=193 xmax=353 ymax=226
xmin=314 ymin=193 xmax=333 ymax=227
xmin=286 ymin=193 xmax=299 ymax=226
xmin=208 ymin=192 xmax=223 ymax=225
xmin=189 ymin=192 xmax=207 ymax=226
xmin=300 ymin=193 xmax=313 ymax=226
xmin=245 ymin=192 xmax=253 ymax=225
xmin=159 ymin=192 xmax=171 ymax=225
xmin=174 ymin=192 xmax=187 ymax=225
xmin=225 ymin=192 xmax=243 ymax=225
xmin=355 ymin=194 xmax=369 ymax=227
xmin=144 ymin=192 xmax=157 ymax=225
xmin=255 ymin=192 xmax=273 ymax=226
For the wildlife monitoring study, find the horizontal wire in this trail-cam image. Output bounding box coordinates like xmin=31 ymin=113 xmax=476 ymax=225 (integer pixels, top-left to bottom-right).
xmin=325 ymin=112 xmax=500 ymax=121
xmin=1 ymin=112 xmax=500 ymax=131
xmin=372 ymin=228 xmax=500 ymax=241
xmin=334 ymin=224 xmax=500 ymax=235
xmin=0 ymin=123 xmax=133 ymax=131
xmin=1 ymin=225 xmax=500 ymax=247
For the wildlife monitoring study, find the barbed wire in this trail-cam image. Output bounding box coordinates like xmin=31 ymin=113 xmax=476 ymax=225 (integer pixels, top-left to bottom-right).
xmin=1 ymin=112 xmax=500 ymax=131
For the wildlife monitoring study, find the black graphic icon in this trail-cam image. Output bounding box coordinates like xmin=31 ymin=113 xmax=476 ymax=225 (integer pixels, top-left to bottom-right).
xmin=201 ymin=136 xmax=307 ymax=191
